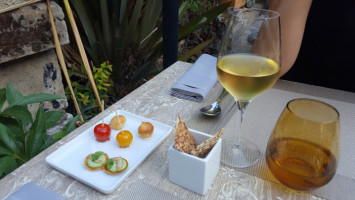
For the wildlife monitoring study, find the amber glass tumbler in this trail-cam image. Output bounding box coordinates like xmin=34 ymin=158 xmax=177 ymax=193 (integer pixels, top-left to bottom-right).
xmin=266 ymin=98 xmax=340 ymax=191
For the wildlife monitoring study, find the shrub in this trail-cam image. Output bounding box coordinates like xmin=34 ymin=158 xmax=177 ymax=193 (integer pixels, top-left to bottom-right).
xmin=0 ymin=83 xmax=79 ymax=179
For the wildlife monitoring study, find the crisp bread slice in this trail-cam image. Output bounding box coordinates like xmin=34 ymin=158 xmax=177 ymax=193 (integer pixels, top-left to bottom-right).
xmin=173 ymin=115 xmax=196 ymax=153
xmin=190 ymin=129 xmax=224 ymax=158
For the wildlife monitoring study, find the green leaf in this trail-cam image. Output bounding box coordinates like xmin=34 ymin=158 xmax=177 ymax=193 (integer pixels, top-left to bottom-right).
xmin=62 ymin=115 xmax=80 ymax=133
xmin=111 ymin=1 xmax=119 ymax=34
xmin=102 ymin=70 xmax=110 ymax=76
xmin=25 ymin=106 xmax=46 ymax=159
xmin=0 ymin=116 xmax=25 ymax=137
xmin=1 ymin=105 xmax=33 ymax=124
xmin=0 ymin=123 xmax=20 ymax=154
xmin=93 ymin=27 xmax=110 ymax=62
xmin=91 ymin=151 xmax=104 ymax=161
xmin=80 ymin=104 xmax=97 ymax=120
xmin=51 ymin=114 xmax=80 ymax=140
xmin=178 ymin=2 xmax=230 ymax=39
xmin=132 ymin=62 xmax=152 ymax=82
xmin=139 ymin=0 xmax=162 ymax=42
xmin=51 ymin=131 xmax=67 ymax=140
xmin=179 ymin=1 xmax=189 ymax=17
xmin=6 ymin=83 xmax=24 ymax=107
xmin=15 ymin=141 xmax=25 ymax=155
xmin=100 ymin=0 xmax=112 ymax=58
xmin=106 ymin=64 xmax=112 ymax=71
xmin=119 ymin=0 xmax=127 ymax=25
xmin=42 ymin=135 xmax=55 ymax=151
xmin=0 ymin=156 xmax=17 ymax=178
xmin=100 ymin=73 xmax=108 ymax=79
xmin=6 ymin=157 xmax=21 ymax=174
xmin=112 ymin=32 xmax=124 ymax=81
xmin=0 ymin=145 xmax=13 ymax=156
xmin=70 ymin=0 xmax=99 ymax=64
xmin=106 ymin=158 xmax=114 ymax=169
xmin=45 ymin=111 xmax=64 ymax=130
xmin=0 ymin=88 xmax=6 ymax=111
xmin=18 ymin=93 xmax=63 ymax=106
xmin=179 ymin=37 xmax=214 ymax=61
xmin=124 ymin=0 xmax=144 ymax=48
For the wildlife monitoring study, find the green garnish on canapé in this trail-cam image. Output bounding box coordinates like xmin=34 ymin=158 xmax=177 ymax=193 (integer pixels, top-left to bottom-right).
xmin=106 ymin=157 xmax=127 ymax=172
xmin=106 ymin=159 xmax=114 ymax=169
xmin=91 ymin=151 xmax=104 ymax=161
xmin=87 ymin=151 xmax=107 ymax=168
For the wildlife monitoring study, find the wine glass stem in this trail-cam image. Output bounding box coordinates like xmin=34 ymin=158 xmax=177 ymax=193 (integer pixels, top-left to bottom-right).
xmin=235 ymin=100 xmax=249 ymax=146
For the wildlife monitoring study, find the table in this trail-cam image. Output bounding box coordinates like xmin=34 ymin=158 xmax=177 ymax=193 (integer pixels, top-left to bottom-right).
xmin=1 ymin=61 xmax=354 ymax=199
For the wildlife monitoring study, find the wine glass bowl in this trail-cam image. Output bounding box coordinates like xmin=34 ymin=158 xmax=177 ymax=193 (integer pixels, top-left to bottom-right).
xmin=217 ymin=54 xmax=280 ymax=101
xmin=217 ymin=8 xmax=281 ymax=168
xmin=266 ymin=99 xmax=340 ymax=191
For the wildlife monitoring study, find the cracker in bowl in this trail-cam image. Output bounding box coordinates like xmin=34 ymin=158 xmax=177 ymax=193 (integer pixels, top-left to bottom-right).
xmin=173 ymin=115 xmax=196 ymax=153
xmin=173 ymin=115 xmax=224 ymax=158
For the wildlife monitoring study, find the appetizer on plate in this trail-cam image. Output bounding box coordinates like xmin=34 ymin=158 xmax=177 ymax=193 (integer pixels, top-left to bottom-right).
xmin=84 ymin=151 xmax=109 ymax=170
xmin=103 ymin=157 xmax=128 ymax=175
xmin=94 ymin=123 xmax=111 ymax=142
xmin=138 ymin=122 xmax=154 ymax=139
xmin=109 ymin=115 xmax=126 ymax=130
xmin=116 ymin=130 xmax=133 ymax=148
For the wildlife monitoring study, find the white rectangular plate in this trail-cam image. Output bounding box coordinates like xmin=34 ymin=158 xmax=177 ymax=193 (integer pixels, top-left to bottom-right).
xmin=46 ymin=110 xmax=172 ymax=194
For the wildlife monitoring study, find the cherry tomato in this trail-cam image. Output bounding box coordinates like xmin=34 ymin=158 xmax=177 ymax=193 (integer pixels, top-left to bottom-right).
xmin=116 ymin=130 xmax=133 ymax=148
xmin=94 ymin=123 xmax=111 ymax=142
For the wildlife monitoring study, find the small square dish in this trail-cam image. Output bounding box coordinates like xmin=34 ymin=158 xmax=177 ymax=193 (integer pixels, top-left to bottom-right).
xmin=168 ymin=129 xmax=222 ymax=195
xmin=46 ymin=110 xmax=172 ymax=194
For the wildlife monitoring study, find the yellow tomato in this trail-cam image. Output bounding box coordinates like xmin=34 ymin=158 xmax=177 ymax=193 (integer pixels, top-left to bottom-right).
xmin=116 ymin=130 xmax=133 ymax=148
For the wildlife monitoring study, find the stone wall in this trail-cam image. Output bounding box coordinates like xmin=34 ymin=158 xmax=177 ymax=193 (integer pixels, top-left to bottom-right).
xmin=0 ymin=1 xmax=72 ymax=133
xmin=0 ymin=50 xmax=67 ymax=115
xmin=0 ymin=1 xmax=69 ymax=64
xmin=0 ymin=0 xmax=29 ymax=9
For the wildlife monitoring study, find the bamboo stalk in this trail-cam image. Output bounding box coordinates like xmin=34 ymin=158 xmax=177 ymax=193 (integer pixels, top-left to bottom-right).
xmin=63 ymin=0 xmax=103 ymax=111
xmin=46 ymin=0 xmax=84 ymax=122
xmin=0 ymin=0 xmax=43 ymax=14
xmin=101 ymin=100 xmax=104 ymax=125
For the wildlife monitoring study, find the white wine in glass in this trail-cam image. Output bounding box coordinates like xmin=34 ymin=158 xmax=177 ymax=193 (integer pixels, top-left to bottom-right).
xmin=217 ymin=54 xmax=280 ymax=101
xmin=217 ymin=8 xmax=281 ymax=168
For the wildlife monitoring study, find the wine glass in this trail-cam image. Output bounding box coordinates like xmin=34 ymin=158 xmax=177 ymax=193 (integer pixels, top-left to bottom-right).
xmin=266 ymin=99 xmax=340 ymax=191
xmin=217 ymin=8 xmax=281 ymax=168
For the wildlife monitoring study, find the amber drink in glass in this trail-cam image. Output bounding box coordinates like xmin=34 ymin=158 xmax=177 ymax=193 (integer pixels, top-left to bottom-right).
xmin=266 ymin=99 xmax=340 ymax=191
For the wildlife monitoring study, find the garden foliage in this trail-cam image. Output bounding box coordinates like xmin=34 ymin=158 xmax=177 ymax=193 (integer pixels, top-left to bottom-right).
xmin=0 ymin=84 xmax=79 ymax=179
xmin=60 ymin=0 xmax=230 ymax=103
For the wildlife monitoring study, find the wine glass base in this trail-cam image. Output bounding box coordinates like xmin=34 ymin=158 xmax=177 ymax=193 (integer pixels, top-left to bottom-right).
xmin=221 ymin=137 xmax=261 ymax=168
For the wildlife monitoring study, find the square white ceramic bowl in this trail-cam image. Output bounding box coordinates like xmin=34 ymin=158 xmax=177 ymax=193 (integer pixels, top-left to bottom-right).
xmin=168 ymin=129 xmax=222 ymax=195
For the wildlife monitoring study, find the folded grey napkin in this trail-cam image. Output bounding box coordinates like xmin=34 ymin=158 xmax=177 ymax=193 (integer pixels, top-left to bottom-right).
xmin=171 ymin=54 xmax=218 ymax=102
xmin=6 ymin=183 xmax=65 ymax=200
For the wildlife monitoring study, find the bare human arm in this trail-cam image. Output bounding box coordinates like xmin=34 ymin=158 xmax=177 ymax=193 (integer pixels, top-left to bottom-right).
xmin=269 ymin=0 xmax=313 ymax=76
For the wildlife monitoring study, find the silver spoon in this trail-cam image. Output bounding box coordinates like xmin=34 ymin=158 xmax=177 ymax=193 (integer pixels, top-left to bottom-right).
xmin=200 ymin=88 xmax=228 ymax=116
